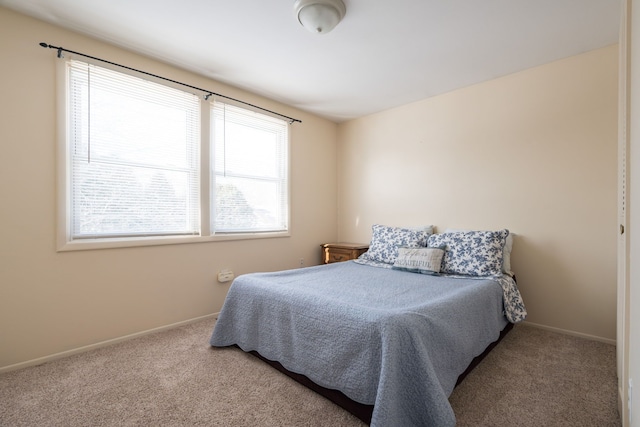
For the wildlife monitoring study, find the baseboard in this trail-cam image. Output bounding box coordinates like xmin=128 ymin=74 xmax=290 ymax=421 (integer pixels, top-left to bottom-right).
xmin=2 ymin=317 xmax=613 ymax=374
xmin=0 ymin=312 xmax=219 ymax=374
xmin=522 ymin=321 xmax=616 ymax=345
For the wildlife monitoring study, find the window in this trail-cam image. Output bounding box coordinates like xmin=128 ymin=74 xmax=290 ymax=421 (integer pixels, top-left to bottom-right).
xmin=211 ymin=103 xmax=288 ymax=233
xmin=66 ymin=60 xmax=201 ymax=239
xmin=60 ymin=59 xmax=289 ymax=250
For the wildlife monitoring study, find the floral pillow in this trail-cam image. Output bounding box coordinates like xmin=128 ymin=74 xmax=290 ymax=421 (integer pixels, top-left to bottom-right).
xmin=427 ymin=229 xmax=509 ymax=277
xmin=362 ymin=224 xmax=431 ymax=265
xmin=392 ymin=247 xmax=445 ymax=275
xmin=445 ymin=228 xmax=516 ymax=276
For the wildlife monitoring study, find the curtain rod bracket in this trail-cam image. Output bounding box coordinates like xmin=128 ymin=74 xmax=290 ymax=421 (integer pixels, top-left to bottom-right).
xmin=39 ymin=42 xmax=63 ymax=58
xmin=38 ymin=41 xmax=302 ymax=124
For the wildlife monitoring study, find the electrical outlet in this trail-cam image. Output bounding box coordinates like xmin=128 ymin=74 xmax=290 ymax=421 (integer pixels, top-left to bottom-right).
xmin=299 ymin=258 xmax=304 ymax=267
xmin=217 ymin=270 xmax=234 ymax=283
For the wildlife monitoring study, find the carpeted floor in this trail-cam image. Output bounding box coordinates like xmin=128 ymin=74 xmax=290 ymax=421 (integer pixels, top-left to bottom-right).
xmin=449 ymin=325 xmax=620 ymax=426
xmin=0 ymin=319 xmax=620 ymax=426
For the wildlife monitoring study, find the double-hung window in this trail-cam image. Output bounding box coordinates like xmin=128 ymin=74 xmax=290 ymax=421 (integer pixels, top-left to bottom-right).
xmin=59 ymin=59 xmax=289 ymax=250
xmin=211 ymin=103 xmax=288 ymax=233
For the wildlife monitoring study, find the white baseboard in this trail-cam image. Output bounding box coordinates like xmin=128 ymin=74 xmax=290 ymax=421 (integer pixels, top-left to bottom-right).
xmin=522 ymin=321 xmax=616 ymax=345
xmin=0 ymin=312 xmax=219 ymax=374
xmin=2 ymin=316 xmax=613 ymax=375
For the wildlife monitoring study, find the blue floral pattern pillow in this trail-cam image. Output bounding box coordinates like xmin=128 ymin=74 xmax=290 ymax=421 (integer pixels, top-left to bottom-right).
xmin=427 ymin=229 xmax=509 ymax=277
xmin=361 ymin=224 xmax=431 ymax=265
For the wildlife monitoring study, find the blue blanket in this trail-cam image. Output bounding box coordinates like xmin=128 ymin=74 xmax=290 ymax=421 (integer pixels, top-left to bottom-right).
xmin=210 ymin=261 xmax=510 ymax=426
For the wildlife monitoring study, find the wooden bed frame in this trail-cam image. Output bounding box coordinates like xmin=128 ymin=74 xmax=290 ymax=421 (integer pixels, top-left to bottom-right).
xmin=249 ymin=321 xmax=514 ymax=424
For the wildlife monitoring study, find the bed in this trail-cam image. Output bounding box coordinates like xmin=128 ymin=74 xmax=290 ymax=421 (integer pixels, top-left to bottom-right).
xmin=210 ymin=226 xmax=526 ymax=427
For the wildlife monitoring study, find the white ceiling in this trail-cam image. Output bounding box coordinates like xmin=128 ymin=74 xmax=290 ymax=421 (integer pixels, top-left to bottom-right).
xmin=1 ymin=0 xmax=621 ymax=122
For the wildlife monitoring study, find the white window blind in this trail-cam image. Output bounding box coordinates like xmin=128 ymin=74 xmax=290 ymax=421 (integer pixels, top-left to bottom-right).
xmin=67 ymin=60 xmax=200 ymax=239
xmin=211 ymin=102 xmax=289 ymax=233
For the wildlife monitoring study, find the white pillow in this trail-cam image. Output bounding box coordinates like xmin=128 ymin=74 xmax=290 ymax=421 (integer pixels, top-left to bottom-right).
xmin=392 ymin=247 xmax=445 ymax=275
xmin=405 ymin=225 xmax=434 ymax=234
xmin=444 ymin=228 xmax=515 ymax=276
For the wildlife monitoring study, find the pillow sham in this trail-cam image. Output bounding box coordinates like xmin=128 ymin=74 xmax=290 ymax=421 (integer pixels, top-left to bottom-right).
xmin=445 ymin=228 xmax=515 ymax=276
xmin=392 ymin=247 xmax=445 ymax=275
xmin=363 ymin=224 xmax=431 ymax=265
xmin=428 ymin=229 xmax=509 ymax=277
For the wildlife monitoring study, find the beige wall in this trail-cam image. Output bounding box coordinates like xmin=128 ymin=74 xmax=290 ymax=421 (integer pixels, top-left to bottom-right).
xmin=337 ymin=45 xmax=619 ymax=341
xmin=0 ymin=6 xmax=619 ymax=370
xmin=0 ymin=8 xmax=338 ymax=370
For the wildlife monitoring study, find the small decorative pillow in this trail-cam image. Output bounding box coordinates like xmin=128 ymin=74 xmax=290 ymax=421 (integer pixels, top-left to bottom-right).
xmin=428 ymin=229 xmax=509 ymax=276
xmin=363 ymin=224 xmax=431 ymax=265
xmin=392 ymin=247 xmax=445 ymax=275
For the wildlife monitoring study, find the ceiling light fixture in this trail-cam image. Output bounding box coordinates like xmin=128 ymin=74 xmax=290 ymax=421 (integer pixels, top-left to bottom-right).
xmin=294 ymin=0 xmax=346 ymax=35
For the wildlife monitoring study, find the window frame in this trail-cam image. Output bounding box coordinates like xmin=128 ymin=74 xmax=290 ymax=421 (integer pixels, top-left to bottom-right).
xmin=56 ymin=57 xmax=291 ymax=252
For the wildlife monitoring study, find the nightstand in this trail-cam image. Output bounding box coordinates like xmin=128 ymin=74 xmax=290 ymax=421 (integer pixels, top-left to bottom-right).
xmin=321 ymin=243 xmax=369 ymax=264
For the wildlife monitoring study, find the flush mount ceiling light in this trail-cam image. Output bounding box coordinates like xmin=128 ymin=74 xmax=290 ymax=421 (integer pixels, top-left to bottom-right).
xmin=294 ymin=0 xmax=346 ymax=34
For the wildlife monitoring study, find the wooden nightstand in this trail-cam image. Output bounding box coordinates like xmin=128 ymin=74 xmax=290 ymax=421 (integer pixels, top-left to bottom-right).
xmin=321 ymin=243 xmax=369 ymax=264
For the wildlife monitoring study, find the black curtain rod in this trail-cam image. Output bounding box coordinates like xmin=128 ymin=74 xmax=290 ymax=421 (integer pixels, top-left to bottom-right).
xmin=39 ymin=42 xmax=302 ymax=124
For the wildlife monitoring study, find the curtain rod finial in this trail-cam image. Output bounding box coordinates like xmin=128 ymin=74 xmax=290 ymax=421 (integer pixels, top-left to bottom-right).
xmin=39 ymin=42 xmax=49 ymax=48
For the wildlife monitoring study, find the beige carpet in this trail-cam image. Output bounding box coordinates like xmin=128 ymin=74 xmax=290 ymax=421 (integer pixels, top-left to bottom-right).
xmin=0 ymin=319 xmax=620 ymax=426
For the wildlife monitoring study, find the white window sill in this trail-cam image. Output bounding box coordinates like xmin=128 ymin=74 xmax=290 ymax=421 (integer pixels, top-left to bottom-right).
xmin=57 ymin=231 xmax=290 ymax=252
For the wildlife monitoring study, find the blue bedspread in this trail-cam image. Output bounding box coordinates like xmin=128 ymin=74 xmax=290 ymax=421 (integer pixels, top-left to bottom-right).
xmin=210 ymin=261 xmax=513 ymax=426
